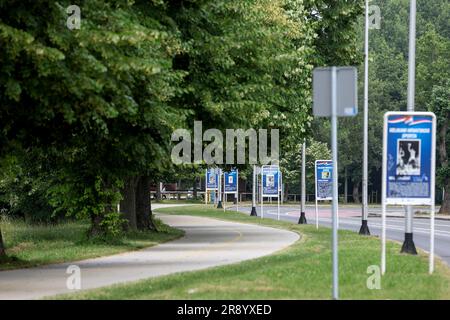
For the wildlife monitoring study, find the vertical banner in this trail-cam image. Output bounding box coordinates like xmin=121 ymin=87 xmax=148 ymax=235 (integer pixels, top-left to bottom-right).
xmin=384 ymin=113 xmax=435 ymax=205
xmin=205 ymin=168 xmax=219 ymax=205
xmin=224 ymin=169 xmax=238 ymax=193
xmin=206 ymin=168 xmax=218 ymax=190
xmin=315 ymin=160 xmax=333 ymax=200
xmin=381 ymin=111 xmax=436 ymax=274
xmin=262 ymin=166 xmax=280 ymax=197
xmin=261 ymin=165 xmax=281 ymax=220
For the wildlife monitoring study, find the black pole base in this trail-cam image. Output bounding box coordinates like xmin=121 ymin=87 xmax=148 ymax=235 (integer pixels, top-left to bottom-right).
xmin=401 ymin=233 xmax=417 ymax=255
xmin=233 ymin=198 xmax=237 ymax=205
xmin=250 ymin=206 xmax=258 ymax=217
xmin=359 ymin=219 xmax=370 ymax=235
xmin=298 ymin=212 xmax=307 ymax=224
xmin=217 ymin=201 xmax=223 ymax=209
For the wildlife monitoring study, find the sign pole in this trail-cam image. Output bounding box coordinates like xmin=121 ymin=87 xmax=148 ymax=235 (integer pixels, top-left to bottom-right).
xmin=430 ymin=116 xmax=437 ymax=274
xmin=206 ymin=170 xmax=208 ymax=205
xmin=236 ymin=169 xmax=239 ymax=212
xmin=402 ymin=0 xmax=417 ymax=255
xmin=331 ymin=66 xmax=339 ymax=300
xmin=299 ymin=141 xmax=307 ymax=224
xmin=360 ymin=0 xmax=371 ymax=235
xmin=251 ymin=165 xmax=257 ymax=216
xmin=315 ymin=161 xmax=319 ymax=229
xmin=217 ymin=169 xmax=223 ymax=209
xmin=278 ymin=169 xmax=280 ymax=221
xmin=381 ymin=116 xmax=388 ymax=274
xmin=261 ymin=170 xmax=264 ymax=219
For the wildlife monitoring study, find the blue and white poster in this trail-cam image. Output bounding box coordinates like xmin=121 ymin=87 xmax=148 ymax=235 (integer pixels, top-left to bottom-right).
xmin=384 ymin=112 xmax=436 ymax=205
xmin=261 ymin=165 xmax=280 ymax=197
xmin=206 ymin=168 xmax=218 ymax=190
xmin=224 ymin=170 xmax=238 ymax=193
xmin=315 ymin=160 xmax=333 ymax=200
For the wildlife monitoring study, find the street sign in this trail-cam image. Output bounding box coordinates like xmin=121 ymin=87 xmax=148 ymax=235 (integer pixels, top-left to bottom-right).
xmin=384 ymin=113 xmax=435 ymax=205
xmin=381 ymin=111 xmax=436 ymax=275
xmin=315 ymin=160 xmax=333 ymax=200
xmin=224 ymin=170 xmax=238 ymax=193
xmin=313 ymin=67 xmax=358 ymax=117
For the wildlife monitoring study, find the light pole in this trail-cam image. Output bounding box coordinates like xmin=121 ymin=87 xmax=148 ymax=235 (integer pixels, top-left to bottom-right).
xmin=402 ymin=0 xmax=417 ymax=254
xmin=360 ymin=0 xmax=371 ymax=235
xmin=298 ymin=141 xmax=307 ymax=224
xmin=217 ymin=168 xmax=223 ymax=209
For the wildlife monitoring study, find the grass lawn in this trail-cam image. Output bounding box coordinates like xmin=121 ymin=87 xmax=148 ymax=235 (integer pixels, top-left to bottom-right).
xmin=57 ymin=205 xmax=450 ymax=300
xmin=0 ymin=216 xmax=184 ymax=271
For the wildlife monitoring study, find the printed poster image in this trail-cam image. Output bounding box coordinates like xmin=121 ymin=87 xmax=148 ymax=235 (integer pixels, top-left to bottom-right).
xmin=228 ymin=176 xmax=233 ymax=184
xmin=209 ymin=174 xmax=216 ymax=185
xmin=321 ymin=170 xmax=331 ymax=179
xmin=396 ymin=139 xmax=420 ymax=176
xmin=267 ymin=174 xmax=275 ymax=188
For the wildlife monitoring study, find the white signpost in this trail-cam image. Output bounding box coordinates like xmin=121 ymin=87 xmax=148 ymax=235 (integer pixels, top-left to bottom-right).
xmin=313 ymin=66 xmax=358 ymax=300
xmin=223 ymin=169 xmax=239 ymax=212
xmin=381 ymin=111 xmax=436 ymax=274
xmin=260 ymin=165 xmax=281 ymax=221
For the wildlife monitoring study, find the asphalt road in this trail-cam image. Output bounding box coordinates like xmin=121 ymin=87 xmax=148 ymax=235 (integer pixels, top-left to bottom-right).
xmin=0 ymin=208 xmax=299 ymax=300
xmin=231 ymin=205 xmax=450 ymax=266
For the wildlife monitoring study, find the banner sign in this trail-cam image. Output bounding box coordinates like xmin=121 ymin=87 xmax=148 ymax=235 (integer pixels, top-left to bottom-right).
xmin=206 ymin=168 xmax=218 ymax=190
xmin=315 ymin=160 xmax=333 ymax=200
xmin=384 ymin=112 xmax=436 ymax=205
xmin=261 ymin=165 xmax=280 ymax=197
xmin=224 ymin=170 xmax=238 ymax=193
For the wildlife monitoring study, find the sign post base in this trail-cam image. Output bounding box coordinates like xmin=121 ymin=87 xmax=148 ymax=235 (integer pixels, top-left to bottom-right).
xmin=359 ymin=219 xmax=370 ymax=235
xmin=298 ymin=212 xmax=307 ymax=224
xmin=217 ymin=201 xmax=223 ymax=209
xmin=250 ymin=206 xmax=257 ymax=217
xmin=401 ymin=233 xmax=417 ymax=255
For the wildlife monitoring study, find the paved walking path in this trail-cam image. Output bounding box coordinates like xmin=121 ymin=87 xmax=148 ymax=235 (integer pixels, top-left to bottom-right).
xmin=0 ymin=204 xmax=299 ymax=300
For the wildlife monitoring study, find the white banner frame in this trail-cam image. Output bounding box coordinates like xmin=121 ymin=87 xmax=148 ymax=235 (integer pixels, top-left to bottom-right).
xmin=260 ymin=165 xmax=281 ymax=221
xmin=381 ymin=111 xmax=436 ymax=275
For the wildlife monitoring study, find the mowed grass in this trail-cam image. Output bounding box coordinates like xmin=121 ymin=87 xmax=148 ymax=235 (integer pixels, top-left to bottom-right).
xmin=58 ymin=205 xmax=450 ymax=300
xmin=0 ymin=216 xmax=184 ymax=270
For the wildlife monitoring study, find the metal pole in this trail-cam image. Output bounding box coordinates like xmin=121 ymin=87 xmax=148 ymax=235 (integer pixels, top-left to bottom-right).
xmin=217 ymin=169 xmax=223 ymax=209
xmin=331 ymin=66 xmax=339 ymax=300
xmin=360 ymin=0 xmax=371 ymax=235
xmin=315 ymin=162 xmax=319 ymax=229
xmin=299 ymin=141 xmax=307 ymax=224
xmin=381 ymin=114 xmax=388 ymax=274
xmin=236 ymin=169 xmax=239 ymax=212
xmin=278 ymin=169 xmax=280 ymax=221
xmin=402 ymin=0 xmax=417 ymax=254
xmin=251 ymin=165 xmax=257 ymax=216
xmin=429 ymin=115 xmax=437 ymax=274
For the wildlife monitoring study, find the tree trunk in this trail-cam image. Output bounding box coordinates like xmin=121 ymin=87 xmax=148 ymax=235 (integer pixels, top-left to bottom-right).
xmin=0 ymin=227 xmax=6 ymax=257
xmin=353 ymin=181 xmax=361 ymax=204
xmin=120 ymin=177 xmax=138 ymax=231
xmin=438 ymin=116 xmax=449 ymax=215
xmin=284 ymin=183 xmax=289 ymax=202
xmin=193 ymin=178 xmax=198 ymax=200
xmin=136 ymin=175 xmax=157 ymax=231
xmin=156 ymin=182 xmax=162 ymax=201
xmin=89 ymin=213 xmax=106 ymax=237
xmin=344 ymin=167 xmax=348 ymax=204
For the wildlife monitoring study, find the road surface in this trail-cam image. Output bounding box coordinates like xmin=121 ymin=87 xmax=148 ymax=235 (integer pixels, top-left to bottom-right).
xmin=0 ymin=206 xmax=299 ymax=300
xmin=231 ymin=204 xmax=450 ymax=266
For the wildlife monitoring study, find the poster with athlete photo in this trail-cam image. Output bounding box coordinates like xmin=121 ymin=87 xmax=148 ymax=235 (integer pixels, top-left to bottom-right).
xmin=384 ymin=112 xmax=436 ymax=205
xmin=261 ymin=165 xmax=280 ymax=197
xmin=396 ymin=139 xmax=420 ymax=176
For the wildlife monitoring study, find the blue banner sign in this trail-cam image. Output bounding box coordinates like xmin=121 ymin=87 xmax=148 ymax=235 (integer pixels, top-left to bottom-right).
xmin=384 ymin=112 xmax=435 ymax=205
xmin=206 ymin=168 xmax=218 ymax=189
xmin=315 ymin=160 xmax=333 ymax=200
xmin=261 ymin=165 xmax=280 ymax=197
xmin=224 ymin=170 xmax=238 ymax=193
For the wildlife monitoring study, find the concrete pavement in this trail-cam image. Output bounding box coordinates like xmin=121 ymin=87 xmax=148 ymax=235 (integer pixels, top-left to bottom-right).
xmin=0 ymin=209 xmax=299 ymax=300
